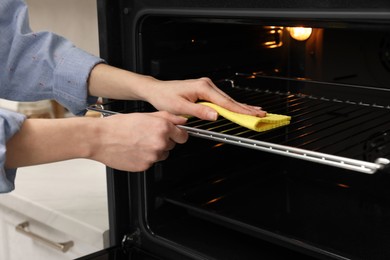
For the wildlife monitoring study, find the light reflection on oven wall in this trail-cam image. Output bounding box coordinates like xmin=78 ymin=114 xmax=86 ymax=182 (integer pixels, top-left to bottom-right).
xmin=305 ymin=27 xmax=390 ymax=89
xmin=262 ymin=26 xmax=284 ymax=49
xmin=288 ymin=26 xmax=322 ymax=81
xmin=304 ymin=27 xmax=324 ymax=82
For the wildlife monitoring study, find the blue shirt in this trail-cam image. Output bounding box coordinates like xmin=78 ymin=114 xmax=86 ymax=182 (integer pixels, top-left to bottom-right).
xmin=0 ymin=0 xmax=104 ymax=192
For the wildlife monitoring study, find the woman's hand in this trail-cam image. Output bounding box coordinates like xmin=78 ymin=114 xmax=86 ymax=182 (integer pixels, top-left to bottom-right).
xmin=88 ymin=111 xmax=188 ymax=171
xmin=144 ymin=77 xmax=266 ymax=121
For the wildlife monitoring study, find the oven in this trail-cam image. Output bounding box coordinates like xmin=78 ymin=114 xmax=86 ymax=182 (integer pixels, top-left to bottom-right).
xmin=78 ymin=0 xmax=390 ymax=259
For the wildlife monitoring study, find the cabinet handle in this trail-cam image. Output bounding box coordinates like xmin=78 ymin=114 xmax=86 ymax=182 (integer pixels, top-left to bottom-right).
xmin=15 ymin=221 xmax=74 ymax=253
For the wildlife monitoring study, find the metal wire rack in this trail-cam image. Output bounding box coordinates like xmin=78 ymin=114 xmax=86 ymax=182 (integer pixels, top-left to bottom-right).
xmin=182 ymin=76 xmax=390 ymax=174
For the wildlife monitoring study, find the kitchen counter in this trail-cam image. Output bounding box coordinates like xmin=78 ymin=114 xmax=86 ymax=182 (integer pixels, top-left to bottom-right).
xmin=0 ymin=159 xmax=108 ymax=249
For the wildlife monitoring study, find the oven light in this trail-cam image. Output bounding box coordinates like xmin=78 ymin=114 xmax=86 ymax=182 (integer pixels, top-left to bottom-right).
xmin=287 ymin=27 xmax=312 ymax=41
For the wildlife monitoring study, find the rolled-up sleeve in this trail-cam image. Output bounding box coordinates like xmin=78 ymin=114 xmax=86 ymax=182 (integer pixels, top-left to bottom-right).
xmin=0 ymin=0 xmax=105 ymax=192
xmin=0 ymin=109 xmax=26 ymax=193
xmin=0 ymin=0 xmax=105 ymax=115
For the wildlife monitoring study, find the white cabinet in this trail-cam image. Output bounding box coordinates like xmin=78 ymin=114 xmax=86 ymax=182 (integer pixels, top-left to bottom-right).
xmin=0 ymin=205 xmax=99 ymax=260
xmin=0 ymin=160 xmax=108 ymax=260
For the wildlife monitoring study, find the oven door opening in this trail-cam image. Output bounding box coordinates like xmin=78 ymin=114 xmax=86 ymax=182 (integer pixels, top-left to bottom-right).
xmin=107 ymin=15 xmax=390 ymax=260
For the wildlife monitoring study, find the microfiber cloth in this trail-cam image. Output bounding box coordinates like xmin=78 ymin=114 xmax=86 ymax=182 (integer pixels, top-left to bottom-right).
xmin=199 ymin=102 xmax=291 ymax=132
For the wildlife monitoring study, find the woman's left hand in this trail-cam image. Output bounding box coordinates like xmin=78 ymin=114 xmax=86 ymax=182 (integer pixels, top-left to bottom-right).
xmin=145 ymin=77 xmax=266 ymax=121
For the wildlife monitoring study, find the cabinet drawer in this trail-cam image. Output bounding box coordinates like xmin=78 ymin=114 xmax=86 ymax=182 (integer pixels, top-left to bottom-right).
xmin=0 ymin=205 xmax=101 ymax=260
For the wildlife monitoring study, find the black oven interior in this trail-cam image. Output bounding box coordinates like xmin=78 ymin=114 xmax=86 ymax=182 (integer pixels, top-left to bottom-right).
xmin=101 ymin=9 xmax=390 ymax=260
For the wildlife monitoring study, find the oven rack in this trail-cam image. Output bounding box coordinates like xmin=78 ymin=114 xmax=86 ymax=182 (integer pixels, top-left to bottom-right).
xmin=182 ymin=77 xmax=390 ymax=174
xmin=88 ymin=104 xmax=390 ymax=174
xmin=179 ymin=125 xmax=388 ymax=174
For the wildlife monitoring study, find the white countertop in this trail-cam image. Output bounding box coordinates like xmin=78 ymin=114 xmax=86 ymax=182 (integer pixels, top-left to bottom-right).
xmin=0 ymin=159 xmax=109 ymax=248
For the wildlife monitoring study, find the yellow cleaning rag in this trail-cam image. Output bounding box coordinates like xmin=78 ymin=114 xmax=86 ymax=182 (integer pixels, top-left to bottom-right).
xmin=199 ymin=102 xmax=291 ymax=132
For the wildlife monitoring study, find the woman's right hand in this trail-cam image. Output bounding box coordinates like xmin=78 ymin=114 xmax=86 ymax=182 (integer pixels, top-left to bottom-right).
xmin=89 ymin=111 xmax=188 ymax=172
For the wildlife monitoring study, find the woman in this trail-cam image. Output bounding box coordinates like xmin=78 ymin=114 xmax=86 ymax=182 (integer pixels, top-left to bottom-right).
xmin=0 ymin=0 xmax=265 ymax=193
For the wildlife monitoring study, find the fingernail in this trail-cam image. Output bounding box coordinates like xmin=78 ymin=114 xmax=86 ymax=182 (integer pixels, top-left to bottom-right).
xmin=207 ymin=111 xmax=218 ymax=121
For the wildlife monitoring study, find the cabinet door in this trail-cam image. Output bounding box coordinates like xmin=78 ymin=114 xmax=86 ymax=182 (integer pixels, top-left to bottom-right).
xmin=0 ymin=205 xmax=99 ymax=260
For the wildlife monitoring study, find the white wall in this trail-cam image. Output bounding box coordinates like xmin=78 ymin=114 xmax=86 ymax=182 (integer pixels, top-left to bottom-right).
xmin=0 ymin=0 xmax=100 ymax=111
xmin=25 ymin=0 xmax=99 ymax=56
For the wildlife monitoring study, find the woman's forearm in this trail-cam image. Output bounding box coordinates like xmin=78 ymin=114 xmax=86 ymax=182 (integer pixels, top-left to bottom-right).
xmin=5 ymin=117 xmax=98 ymax=168
xmin=88 ymin=63 xmax=157 ymax=101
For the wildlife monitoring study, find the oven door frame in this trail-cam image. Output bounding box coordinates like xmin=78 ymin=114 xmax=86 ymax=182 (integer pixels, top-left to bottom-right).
xmin=84 ymin=0 xmax=390 ymax=259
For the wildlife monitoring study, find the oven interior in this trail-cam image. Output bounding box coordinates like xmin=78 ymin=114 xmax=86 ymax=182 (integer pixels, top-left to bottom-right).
xmin=107 ymin=14 xmax=390 ymax=260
